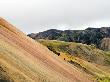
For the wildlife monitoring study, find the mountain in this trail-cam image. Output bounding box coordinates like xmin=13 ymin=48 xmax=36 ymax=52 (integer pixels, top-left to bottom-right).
xmin=0 ymin=18 xmax=92 ymax=82
xmin=28 ymin=27 xmax=110 ymax=50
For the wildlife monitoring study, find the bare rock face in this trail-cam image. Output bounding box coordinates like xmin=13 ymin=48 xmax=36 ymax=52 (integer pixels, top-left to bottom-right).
xmin=101 ymin=38 xmax=110 ymax=51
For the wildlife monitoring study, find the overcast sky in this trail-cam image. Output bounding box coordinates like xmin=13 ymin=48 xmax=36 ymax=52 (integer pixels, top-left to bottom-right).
xmin=0 ymin=0 xmax=110 ymax=33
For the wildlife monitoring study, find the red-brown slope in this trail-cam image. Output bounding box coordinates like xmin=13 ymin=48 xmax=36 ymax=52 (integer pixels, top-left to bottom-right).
xmin=0 ymin=17 xmax=92 ymax=82
xmin=101 ymin=38 xmax=110 ymax=51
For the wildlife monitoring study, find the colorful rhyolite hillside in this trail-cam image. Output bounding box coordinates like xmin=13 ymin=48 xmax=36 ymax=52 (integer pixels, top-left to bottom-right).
xmin=0 ymin=18 xmax=93 ymax=82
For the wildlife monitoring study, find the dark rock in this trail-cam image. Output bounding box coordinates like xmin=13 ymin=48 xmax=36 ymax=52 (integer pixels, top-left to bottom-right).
xmin=28 ymin=27 xmax=110 ymax=50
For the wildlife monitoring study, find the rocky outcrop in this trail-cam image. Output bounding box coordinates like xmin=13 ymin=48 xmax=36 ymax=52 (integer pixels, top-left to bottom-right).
xmin=101 ymin=38 xmax=110 ymax=51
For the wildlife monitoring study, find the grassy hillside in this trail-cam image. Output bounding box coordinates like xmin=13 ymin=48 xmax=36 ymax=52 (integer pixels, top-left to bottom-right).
xmin=0 ymin=18 xmax=93 ymax=82
xmin=38 ymin=39 xmax=110 ymax=82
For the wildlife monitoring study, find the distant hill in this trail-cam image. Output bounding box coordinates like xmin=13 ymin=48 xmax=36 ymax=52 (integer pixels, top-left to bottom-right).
xmin=28 ymin=27 xmax=110 ymax=50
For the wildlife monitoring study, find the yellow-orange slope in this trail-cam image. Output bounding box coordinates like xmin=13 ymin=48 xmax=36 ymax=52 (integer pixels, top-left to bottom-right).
xmin=0 ymin=18 xmax=92 ymax=82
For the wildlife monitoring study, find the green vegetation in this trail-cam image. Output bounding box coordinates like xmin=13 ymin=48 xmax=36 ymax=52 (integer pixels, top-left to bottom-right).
xmin=94 ymin=77 xmax=110 ymax=82
xmin=38 ymin=39 xmax=110 ymax=82
xmin=38 ymin=39 xmax=110 ymax=65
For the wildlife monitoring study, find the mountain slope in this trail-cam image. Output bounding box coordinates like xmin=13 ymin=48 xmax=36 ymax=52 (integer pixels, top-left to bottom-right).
xmin=28 ymin=27 xmax=110 ymax=50
xmin=38 ymin=39 xmax=110 ymax=65
xmin=37 ymin=39 xmax=110 ymax=82
xmin=0 ymin=18 xmax=92 ymax=82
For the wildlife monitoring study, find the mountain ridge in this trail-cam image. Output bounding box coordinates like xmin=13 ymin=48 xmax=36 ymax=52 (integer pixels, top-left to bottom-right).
xmin=28 ymin=27 xmax=110 ymax=50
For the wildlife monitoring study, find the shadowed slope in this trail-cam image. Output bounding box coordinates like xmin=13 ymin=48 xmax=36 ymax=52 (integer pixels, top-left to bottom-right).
xmin=0 ymin=18 xmax=92 ymax=82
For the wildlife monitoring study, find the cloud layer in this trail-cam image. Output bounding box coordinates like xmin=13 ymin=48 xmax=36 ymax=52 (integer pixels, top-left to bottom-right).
xmin=0 ymin=0 xmax=110 ymax=33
